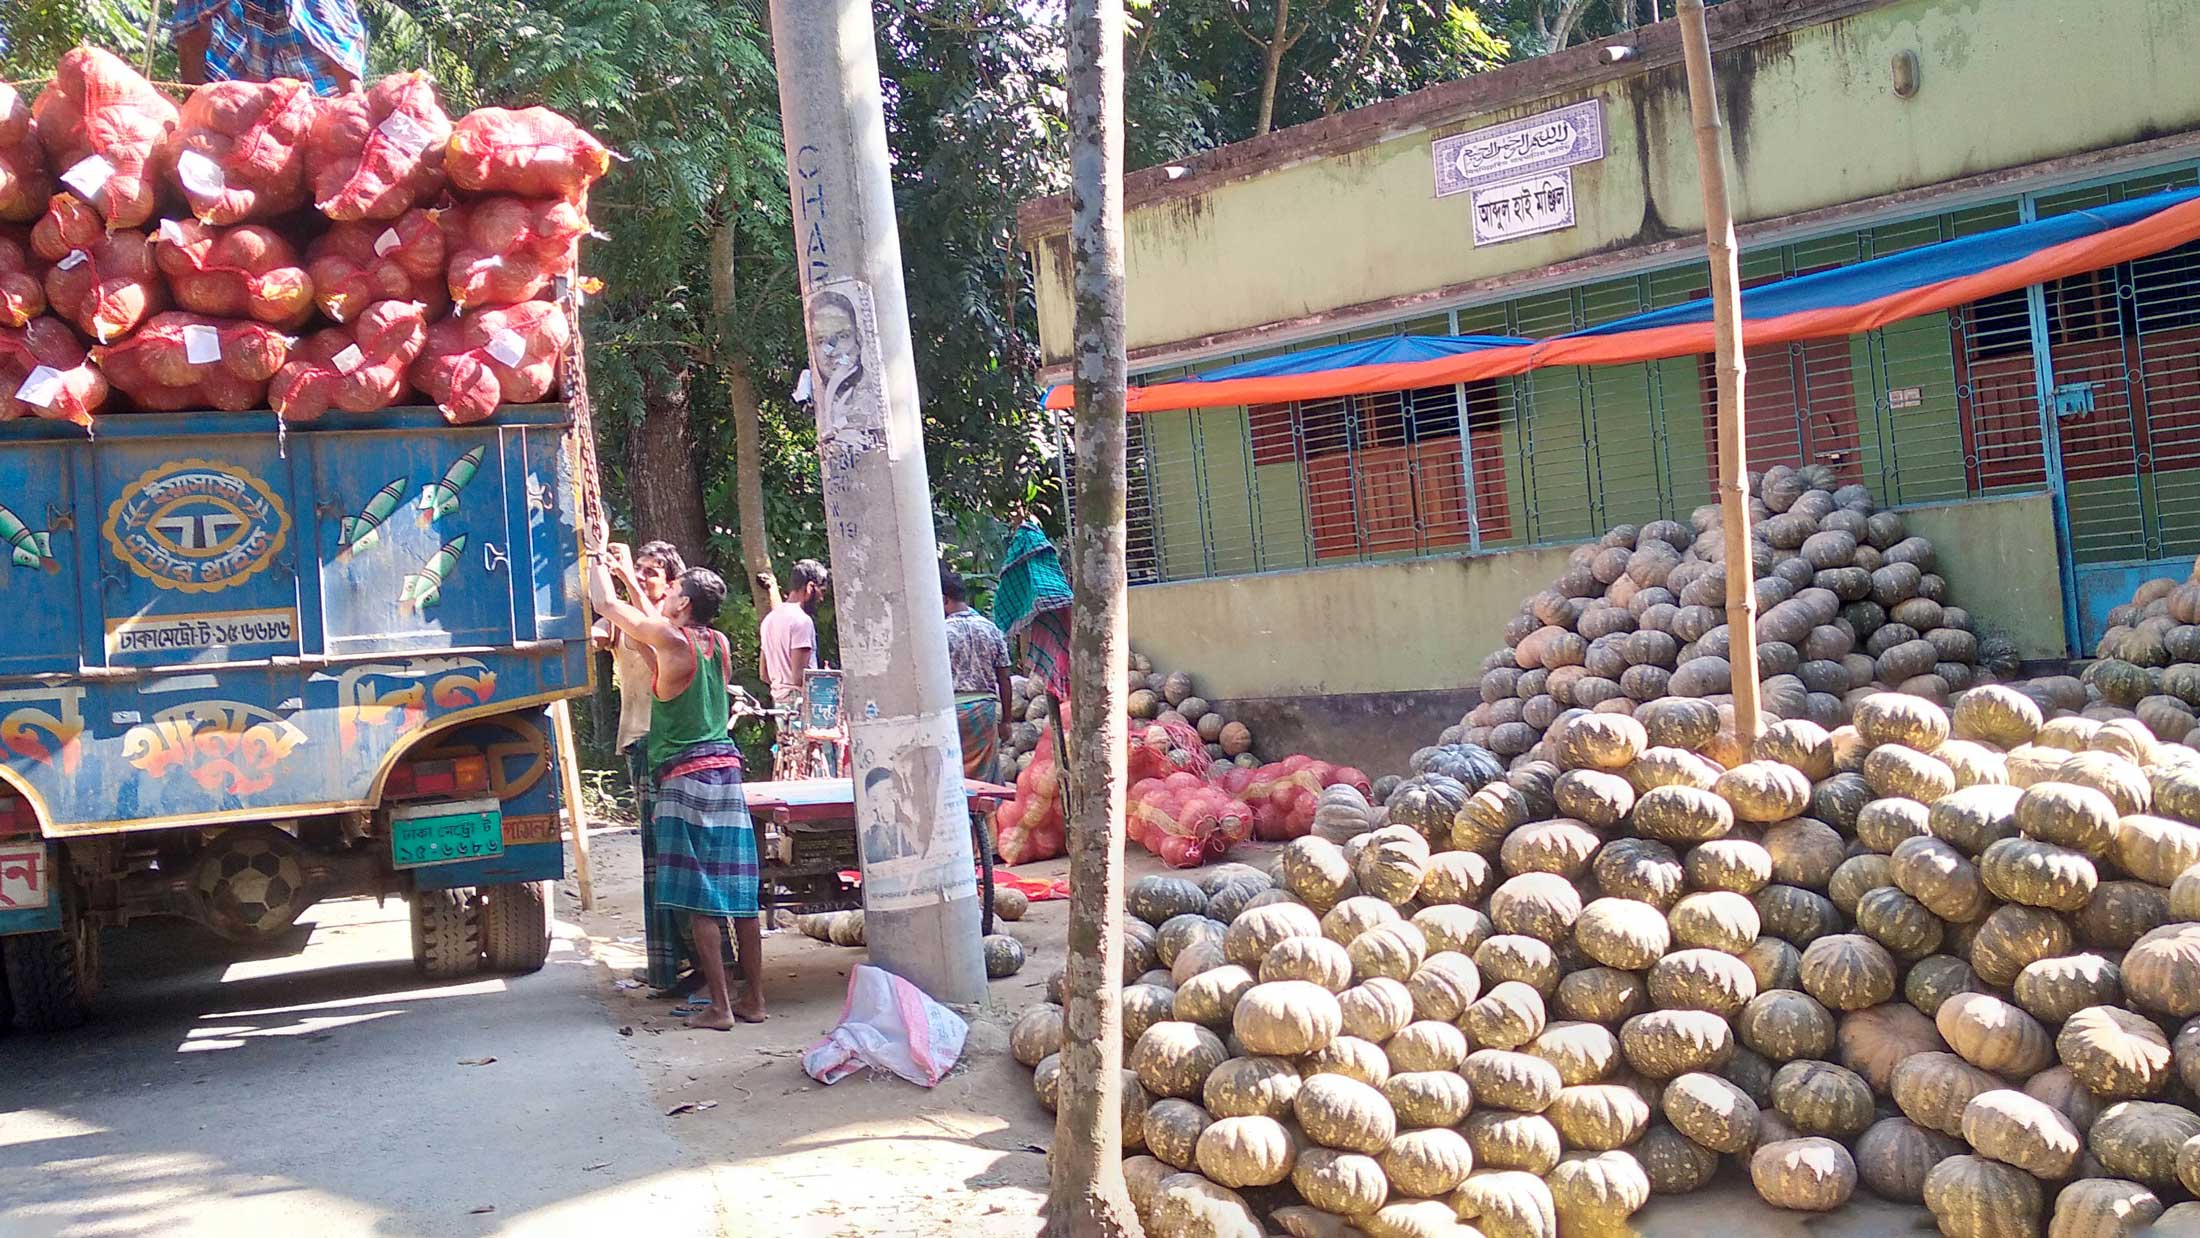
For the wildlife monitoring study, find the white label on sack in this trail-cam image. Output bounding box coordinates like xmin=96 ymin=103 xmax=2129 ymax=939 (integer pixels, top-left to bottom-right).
xmin=332 ymin=344 xmax=365 ymax=374
xmin=176 ymin=149 xmax=227 ymax=199
xmin=484 ymin=329 xmax=527 ymax=367
xmin=158 ymin=219 xmax=189 ymax=245
xmin=183 ymin=324 xmax=223 ymax=365
xmin=56 ymin=249 xmax=88 ymax=271
xmin=60 ymin=154 xmax=114 ymax=200
xmin=15 ymin=365 xmax=65 ymax=409
xmin=373 ymin=227 xmax=404 ymax=257
xmin=376 ymin=111 xmax=432 ymax=157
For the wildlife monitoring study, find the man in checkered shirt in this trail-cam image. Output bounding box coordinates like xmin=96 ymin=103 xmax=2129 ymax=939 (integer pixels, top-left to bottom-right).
xmin=173 ymin=0 xmax=366 ymax=97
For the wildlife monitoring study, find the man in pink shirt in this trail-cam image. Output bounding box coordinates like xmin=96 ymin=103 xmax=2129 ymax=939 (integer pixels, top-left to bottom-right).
xmin=759 ymin=559 xmax=830 ymax=709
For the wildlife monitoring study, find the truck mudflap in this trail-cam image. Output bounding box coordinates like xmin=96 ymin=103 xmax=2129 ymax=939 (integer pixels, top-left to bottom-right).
xmin=0 ymin=405 xmax=592 ymax=838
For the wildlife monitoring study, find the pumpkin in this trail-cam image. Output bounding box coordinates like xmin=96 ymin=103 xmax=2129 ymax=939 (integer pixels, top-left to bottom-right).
xmin=1954 ymin=684 xmax=2046 ymax=747
xmin=1797 ymin=933 xmax=1898 ymax=1011
xmin=1555 ymin=713 xmax=1649 ymax=771
xmin=1632 ymin=785 xmax=1736 ymax=843
xmin=1855 ymin=885 xmax=1945 ymax=959
xmin=2057 ymin=1005 xmax=2171 ymax=1101
xmin=1337 ymin=978 xmax=1417 ymax=1044
xmin=2114 ymin=814 xmax=2200 ymax=887
xmin=1131 ymin=1021 xmax=1230 ymax=1099
xmin=1939 ymin=992 xmax=2055 ymax=1075
xmin=1382 ymin=1069 xmax=1472 ymax=1128
xmin=1194 ymin=1114 xmax=1296 ymax=1189
xmin=1377 ymin=1127 xmax=1475 ymax=1200
xmin=1891 ymin=836 xmax=1989 ymax=923
xmin=1300 ymin=1035 xmax=1391 ymax=1089
xmin=1907 ymin=954 xmax=1986 ymax=1018
xmin=1011 ymin=1004 xmax=1066 ymax=1068
xmin=2015 ymin=954 xmax=2125 ymax=1025
xmin=1143 ymin=1098 xmax=1213 ymax=1169
xmin=1403 ymin=951 xmax=1482 ymax=1024
xmin=1321 ymin=895 xmax=1402 ymax=947
xmin=1556 ymin=967 xmax=1650 ymax=1025
xmin=1417 ymin=850 xmax=1493 ymax=906
xmin=1854 ymin=692 xmax=1952 ymax=749
xmin=1160 ymin=914 xmax=1229 ymax=968
xmin=1716 ymin=761 xmax=1813 ymax=823
xmin=1348 ymin=921 xmax=1430 ymax=985
xmin=1685 ymin=838 xmax=1775 ymax=896
xmin=1462 ymin=1110 xmax=1564 ymax=1175
xmin=1223 ymin=902 xmax=1321 ymax=968
xmin=2123 ymin=923 xmax=2200 ymax=1017
xmin=1171 ymin=939 xmax=1230 ymax=988
xmin=1981 ymin=837 xmax=2100 ymax=912
xmin=1385 ymin=774 xmax=1470 ymax=844
xmin=1546 ymin=1150 xmax=1651 ymax=1233
xmin=1620 ymin=1009 xmax=1734 ymax=1079
xmin=1122 ymin=1155 xmax=1174 ymax=1226
xmin=2015 ymin=781 xmax=2122 ymax=856
xmin=1289 ymin=1147 xmax=1389 ymax=1218
xmin=1865 ymin=744 xmax=1959 ymax=803
xmin=1352 ymin=825 xmax=1432 ymax=905
xmin=1463 ymin=980 xmax=1548 ymax=1051
xmin=1260 ymin=935 xmax=1355 ymax=993
xmin=1738 ymin=989 xmax=1836 ymax=1061
xmin=1661 ymin=1070 xmax=1759 ymax=1153
xmin=1855 ymin=796 xmax=1933 ymax=854
xmin=2046 ymin=1177 xmax=2163 ymax=1238
xmin=1386 ymin=1019 xmax=1468 ymax=1073
xmin=1961 ymin=1088 xmax=2083 ymax=1178
xmin=1488 ymin=873 xmax=1584 ymax=941
xmin=1451 ymin=1169 xmax=1557 ymax=1238
xmin=1410 ymin=904 xmax=1493 ymax=958
xmin=1636 ymin=1123 xmax=1721 ymax=1195
xmin=1829 ymin=854 xmax=1897 ymax=915
xmin=1595 ymin=838 xmax=1687 ymax=907
xmin=1573 ymin=898 xmax=1671 ymax=971
xmin=1269 ymin=1208 xmax=1363 ymax=1238
xmin=1528 ymin=1020 xmax=1623 ymax=1086
xmin=1201 ymin=1055 xmax=1302 ymax=1121
xmin=2091 ymin=1101 xmax=2200 ymax=1189
xmin=1750 ymin=1137 xmax=1857 ymax=1212
xmin=1771 ymin=1059 xmax=1875 ymax=1140
xmin=1667 ymin=891 xmax=1761 ymax=954
xmin=1754 ymin=885 xmax=1844 ymax=948
xmin=1742 ymin=938 xmax=1804 ymax=993
xmin=2081 ymin=881 xmax=2173 ymax=953
xmin=1642 ymin=948 xmax=1755 ymax=1020
xmin=1892 ymin=1051 xmax=2006 ymax=1138
xmin=1856 ymin=1116 xmax=1963 ymax=1203
xmin=1500 ymin=819 xmax=1602 ymax=880
xmin=1151 ymin=1172 xmax=1262 ymax=1238
xmin=2027 ymin=1066 xmax=2107 ymax=1136
xmin=1174 ymin=964 xmax=1257 ymax=1028
xmin=1924 ymin=1155 xmax=2044 ymax=1238
xmin=1970 ymin=904 xmax=2075 ymax=989
xmin=1229 ymin=980 xmax=1341 ymax=1057
xmin=1123 ymin=984 xmax=1179 ymax=1048
xmin=1930 ymin=784 xmax=2025 ymax=853
xmin=1280 ymin=837 xmax=1357 ymax=913
xmin=1463 ymin=1048 xmax=1564 ymax=1113
xmin=1475 ymin=935 xmax=1558 ymax=998
xmin=1292 ymin=1073 xmax=1397 ymax=1156
xmin=1839 ymin=1001 xmax=1949 ymax=1094
xmin=1130 ymin=874 xmax=1211 ymax=925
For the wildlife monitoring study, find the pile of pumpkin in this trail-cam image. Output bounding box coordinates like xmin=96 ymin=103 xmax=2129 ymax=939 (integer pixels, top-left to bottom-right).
xmin=1005 ymin=650 xmax=1259 ymax=779
xmin=1009 ymin=686 xmax=2200 ymax=1238
xmin=1445 ymin=465 xmax=2018 ymax=775
xmin=2081 ymin=563 xmax=2200 ymax=744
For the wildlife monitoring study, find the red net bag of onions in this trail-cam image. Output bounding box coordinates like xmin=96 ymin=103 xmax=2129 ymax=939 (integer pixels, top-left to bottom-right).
xmin=270 ymin=300 xmax=428 ymax=423
xmin=443 ymin=196 xmax=585 ymax=310
xmin=307 ymin=72 xmax=452 ymax=221
xmin=445 ymin=107 xmax=610 ymax=200
xmin=30 ymin=47 xmax=179 ymax=229
xmin=32 ymin=196 xmax=164 ymax=343
xmin=0 ymin=85 xmax=51 ymax=223
xmin=305 ymin=210 xmax=446 ymax=323
xmin=91 ymin=312 xmax=291 ymax=412
xmin=0 ymin=237 xmax=45 ymax=328
xmin=1 ymin=318 xmax=108 ymax=426
xmin=170 ymin=78 xmax=317 ymax=224
xmin=410 ymin=302 xmax=568 ymax=424
xmin=153 ymin=219 xmax=313 ymax=328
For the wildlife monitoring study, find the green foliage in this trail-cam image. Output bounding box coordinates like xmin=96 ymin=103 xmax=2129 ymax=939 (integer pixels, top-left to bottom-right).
xmin=1 ymin=0 xmax=175 ymax=83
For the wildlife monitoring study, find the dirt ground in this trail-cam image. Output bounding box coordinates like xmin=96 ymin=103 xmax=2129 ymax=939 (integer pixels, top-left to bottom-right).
xmin=557 ymin=831 xmax=1934 ymax=1238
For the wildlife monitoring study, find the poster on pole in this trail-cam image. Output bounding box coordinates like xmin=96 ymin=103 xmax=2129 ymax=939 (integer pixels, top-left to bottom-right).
xmin=1433 ymin=99 xmax=1605 ymax=197
xmin=806 ymin=277 xmax=887 ymax=447
xmin=851 ymin=708 xmax=978 ymax=914
xmin=1470 ymin=170 xmax=1577 ymax=247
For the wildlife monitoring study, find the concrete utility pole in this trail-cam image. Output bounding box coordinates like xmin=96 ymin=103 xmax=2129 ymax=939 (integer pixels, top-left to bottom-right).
xmin=1049 ymin=1 xmax=1142 ymax=1234
xmin=1677 ymin=0 xmax=1763 ymax=743
xmin=768 ymin=0 xmax=987 ymax=1003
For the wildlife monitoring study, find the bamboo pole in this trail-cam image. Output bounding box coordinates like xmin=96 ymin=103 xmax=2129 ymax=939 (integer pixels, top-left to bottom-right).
xmin=1676 ymin=0 xmax=1762 ymax=743
xmin=550 ymin=699 xmax=596 ymax=911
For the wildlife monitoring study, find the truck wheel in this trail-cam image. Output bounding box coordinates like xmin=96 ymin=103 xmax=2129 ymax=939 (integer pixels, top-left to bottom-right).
xmin=479 ymin=881 xmax=551 ymax=973
xmin=2 ymin=878 xmax=99 ymax=1033
xmin=410 ymin=887 xmax=483 ymax=979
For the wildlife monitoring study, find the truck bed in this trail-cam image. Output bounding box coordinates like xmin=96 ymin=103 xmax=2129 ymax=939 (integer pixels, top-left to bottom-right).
xmin=0 ymin=403 xmax=591 ymax=838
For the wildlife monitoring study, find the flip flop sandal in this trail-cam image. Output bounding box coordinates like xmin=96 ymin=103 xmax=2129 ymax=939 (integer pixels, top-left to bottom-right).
xmin=671 ymin=998 xmax=713 ymax=1015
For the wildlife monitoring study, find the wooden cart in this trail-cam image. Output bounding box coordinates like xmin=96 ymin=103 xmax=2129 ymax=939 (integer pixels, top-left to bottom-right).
xmin=742 ymin=777 xmax=1014 ymax=935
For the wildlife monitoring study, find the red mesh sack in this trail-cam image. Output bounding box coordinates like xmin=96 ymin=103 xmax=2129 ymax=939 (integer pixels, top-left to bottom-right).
xmin=305 ymin=210 xmax=446 ymax=323
xmin=1 ymin=317 xmax=108 ymax=425
xmin=153 ymin=219 xmax=312 ymax=328
xmin=170 ymin=78 xmax=317 ymax=224
xmin=0 ymin=85 xmax=51 ymax=223
xmin=270 ymin=299 xmax=428 ymax=422
xmin=992 ymin=724 xmax=1066 ymax=866
xmin=444 ymin=196 xmax=585 ymax=310
xmin=445 ymin=106 xmax=610 ymax=200
xmin=308 ymin=72 xmax=451 ymax=221
xmin=1129 ymin=773 xmax=1252 ymax=868
xmin=410 ymin=301 xmax=567 ymax=424
xmin=0 ymin=236 xmax=45 ymax=328
xmin=33 ymin=196 xmax=163 ymax=343
xmin=30 ymin=47 xmax=179 ymax=229
xmin=91 ymin=311 xmax=290 ymax=412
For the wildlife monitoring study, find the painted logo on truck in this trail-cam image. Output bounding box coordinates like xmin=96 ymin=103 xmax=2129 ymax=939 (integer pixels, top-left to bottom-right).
xmin=104 ymin=459 xmax=290 ymax=594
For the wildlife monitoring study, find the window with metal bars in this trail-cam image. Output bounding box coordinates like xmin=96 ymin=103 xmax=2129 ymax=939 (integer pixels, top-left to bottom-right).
xmin=1245 ymin=385 xmax=1482 ymax=562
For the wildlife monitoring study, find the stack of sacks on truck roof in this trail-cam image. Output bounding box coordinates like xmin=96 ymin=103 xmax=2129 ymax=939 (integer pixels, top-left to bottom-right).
xmin=0 ymin=47 xmax=610 ymax=428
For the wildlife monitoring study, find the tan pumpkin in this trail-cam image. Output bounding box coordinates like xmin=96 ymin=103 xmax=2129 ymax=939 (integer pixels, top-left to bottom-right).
xmin=1488 ymin=872 xmax=1584 ymax=942
xmin=1462 ymin=980 xmax=1548 ymax=1051
xmin=1685 ymin=837 xmax=1775 ymax=896
xmin=1377 ymin=1127 xmax=1475 ymax=1200
xmin=1632 ymin=785 xmax=1736 ymax=843
xmin=1011 ymin=1003 xmax=1066 ymax=1067
xmin=1142 ymin=1098 xmax=1213 ymax=1169
xmin=1646 ymin=947 xmax=1758 ymax=1019
xmin=1500 ymin=819 xmax=1602 ymax=880
xmin=1462 ymin=1048 xmax=1563 ymax=1113
xmin=1408 ymin=903 xmax=1492 ymax=958
xmin=1122 ymin=983 xmax=1178 ymax=1049
xmin=1223 ymin=901 xmax=1321 ymax=968
xmin=1174 ymin=964 xmax=1257 ymax=1029
xmin=1667 ymin=890 xmax=1761 ymax=954
xmin=1381 ymin=1069 xmax=1472 ymax=1128
xmin=1837 ymin=999 xmax=1948 ymax=1094
xmin=1347 ymin=920 xmax=1430 ymax=985
xmin=2027 ymin=1065 xmax=2108 ymax=1137
xmin=1555 ymin=967 xmax=1650 ymax=1025
xmin=1661 ymin=1070 xmax=1759 ymax=1154
xmin=1619 ymin=1009 xmax=1734 ymax=1079
xmin=1938 ymin=992 xmax=2054 ymax=1076
xmin=1300 ymin=1036 xmax=1392 ymax=1092
xmin=1798 ymin=933 xmax=1899 ymax=1011
xmin=1289 ymin=1146 xmax=1390 ymax=1219
xmin=1891 ymin=1051 xmax=2004 ymax=1138
xmin=1865 ymin=744 xmax=1959 ymax=803
xmin=1260 ymin=935 xmax=1355 ymax=993
xmin=1961 ymin=1088 xmax=2083 ymax=1179
xmin=1032 ymin=1053 xmax=1062 ymax=1112
xmin=1475 ymin=934 xmax=1562 ymax=996
xmin=1150 ymin=1171 xmax=1262 ymax=1237
xmin=1855 ymin=692 xmax=1953 ymax=750
xmin=1573 ymin=898 xmax=1671 ymax=971
xmin=2091 ymin=1100 xmax=2200 ymax=1189
xmin=2046 ymin=1177 xmax=2163 ymax=1238
xmin=2124 ymin=923 xmax=2200 ymax=1017
xmin=1527 ymin=1020 xmax=1623 ymax=1086
xmin=1352 ymin=824 xmax=1432 ymax=906
xmin=1202 ymin=1056 xmax=1301 ymax=1121
xmin=1416 ymin=849 xmax=1493 ymax=906
xmin=1279 ymin=836 xmax=1357 ymax=913
xmin=1716 ymin=761 xmax=1813 ymax=823
xmin=1954 ymin=684 xmax=2045 ymax=747
xmin=1750 ymin=1137 xmax=1857 ymax=1212
xmin=1737 ymin=988 xmax=1836 ymax=1062
xmin=1856 ymin=796 xmax=1934 ymax=854
xmin=1194 ymin=1114 xmax=1296 ymax=1189
xmin=1292 ymin=1073 xmax=1397 ymax=1156
xmin=1546 ymin=1150 xmax=1651 ymax=1233
xmin=1385 ymin=1019 xmax=1468 ymax=1074
xmin=1450 ymin=1168 xmax=1557 ymax=1238
xmin=1924 ymin=1155 xmax=2044 ymax=1238
xmin=1771 ymin=1059 xmax=1875 ymax=1140
xmin=1320 ymin=895 xmax=1401 ymax=947
xmin=1336 ymin=978 xmax=1416 ymax=1044
xmin=1462 ymin=1109 xmax=1563 ymax=1174
xmin=1131 ymin=1021 xmax=1230 ymax=1099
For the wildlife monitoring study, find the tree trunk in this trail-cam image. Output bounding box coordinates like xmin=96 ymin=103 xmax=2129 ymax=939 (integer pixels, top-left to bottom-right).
xmin=629 ymin=363 xmax=711 ymax=558
xmin=1254 ymin=0 xmax=1291 ymax=136
xmin=1322 ymin=0 xmax=1388 ymax=117
xmin=709 ymin=218 xmax=782 ymax=616
xmin=1048 ymin=0 xmax=1142 ymax=1235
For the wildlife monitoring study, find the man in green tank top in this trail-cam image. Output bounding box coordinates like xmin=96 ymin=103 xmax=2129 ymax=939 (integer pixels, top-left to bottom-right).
xmin=592 ymin=547 xmax=766 ymax=1030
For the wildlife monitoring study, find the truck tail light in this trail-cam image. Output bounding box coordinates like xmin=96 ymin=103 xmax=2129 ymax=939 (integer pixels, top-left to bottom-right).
xmin=387 ymin=754 xmax=493 ymax=802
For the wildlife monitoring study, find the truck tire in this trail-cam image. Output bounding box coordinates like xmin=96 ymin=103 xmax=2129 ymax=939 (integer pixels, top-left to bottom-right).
xmin=2 ymin=878 xmax=99 ymax=1033
xmin=479 ymin=881 xmax=551 ymax=973
xmin=410 ymin=887 xmax=483 ymax=979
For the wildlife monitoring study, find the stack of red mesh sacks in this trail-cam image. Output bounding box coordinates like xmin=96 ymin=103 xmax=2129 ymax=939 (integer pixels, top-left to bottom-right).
xmin=993 ymin=723 xmax=1066 ymax=867
xmin=0 ymin=85 xmax=50 ymax=222
xmin=407 ymin=106 xmax=607 ymax=424
xmin=1231 ymin=756 xmax=1374 ymax=842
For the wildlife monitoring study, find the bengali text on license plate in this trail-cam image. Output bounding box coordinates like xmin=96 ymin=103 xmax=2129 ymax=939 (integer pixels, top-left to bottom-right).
xmin=392 ymin=809 xmax=505 ymax=868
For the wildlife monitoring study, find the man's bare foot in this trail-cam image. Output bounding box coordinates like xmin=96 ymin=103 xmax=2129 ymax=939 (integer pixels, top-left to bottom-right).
xmin=686 ymin=1007 xmax=736 ymax=1031
xmin=731 ymin=998 xmax=768 ymax=1024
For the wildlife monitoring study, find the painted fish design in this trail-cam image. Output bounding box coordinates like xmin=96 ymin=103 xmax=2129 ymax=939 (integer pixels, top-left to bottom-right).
xmin=0 ymin=502 xmax=56 ymax=573
xmin=399 ymin=536 xmax=468 ymax=613
xmin=339 ymin=477 xmax=407 ymax=557
xmin=418 ymin=446 xmax=486 ymax=526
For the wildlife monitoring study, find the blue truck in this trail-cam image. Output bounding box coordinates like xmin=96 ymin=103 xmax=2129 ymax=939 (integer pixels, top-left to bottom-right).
xmin=0 ymin=396 xmax=592 ymax=1031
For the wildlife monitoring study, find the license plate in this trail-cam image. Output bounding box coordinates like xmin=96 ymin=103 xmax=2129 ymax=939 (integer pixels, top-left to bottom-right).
xmin=391 ymin=801 xmax=505 ymax=869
